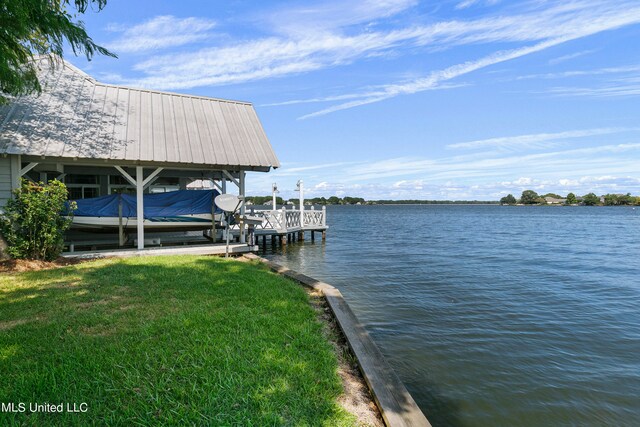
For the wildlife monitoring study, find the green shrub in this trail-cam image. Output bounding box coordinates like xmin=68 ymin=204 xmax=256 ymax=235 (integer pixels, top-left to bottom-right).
xmin=0 ymin=179 xmax=76 ymax=260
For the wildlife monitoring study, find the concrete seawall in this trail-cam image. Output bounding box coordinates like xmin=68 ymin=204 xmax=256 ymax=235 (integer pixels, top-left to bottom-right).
xmin=243 ymin=253 xmax=431 ymax=427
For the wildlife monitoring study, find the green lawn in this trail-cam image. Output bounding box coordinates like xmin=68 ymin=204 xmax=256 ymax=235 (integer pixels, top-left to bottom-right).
xmin=0 ymin=256 xmax=357 ymax=426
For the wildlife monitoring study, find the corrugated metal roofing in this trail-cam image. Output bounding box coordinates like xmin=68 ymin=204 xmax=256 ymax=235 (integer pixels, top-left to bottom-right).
xmin=0 ymin=58 xmax=280 ymax=171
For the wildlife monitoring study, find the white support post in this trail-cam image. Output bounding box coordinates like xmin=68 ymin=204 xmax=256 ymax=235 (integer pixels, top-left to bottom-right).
xmin=136 ymin=166 xmax=144 ymax=250
xmin=114 ymin=166 xmax=136 ymax=186
xmin=10 ymin=155 xmax=21 ymax=190
xmin=282 ymin=207 xmax=287 ymax=231
xmin=142 ymin=167 xmax=164 ymax=190
xmin=19 ymin=162 xmax=38 ymax=177
xmin=222 ymin=170 xmax=239 ymax=187
xmin=298 ymin=180 xmax=304 ymax=227
xmin=143 ymin=175 xmax=161 ymax=190
xmin=221 ymin=177 xmax=227 ymax=194
xmin=239 ymin=171 xmax=246 ymax=243
xmin=272 ymin=183 xmax=279 ymax=211
xmin=322 ymin=206 xmax=326 ymax=226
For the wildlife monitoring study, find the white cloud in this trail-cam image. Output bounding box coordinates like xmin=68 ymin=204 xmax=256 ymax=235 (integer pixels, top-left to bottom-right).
xmin=299 ymin=37 xmax=577 ymax=118
xmin=249 ymin=174 xmax=640 ymax=200
xmin=548 ymin=49 xmax=596 ymax=65
xmin=546 ymin=83 xmax=640 ymax=98
xmin=270 ymin=161 xmax=362 ymax=176
xmin=446 ymin=128 xmax=637 ymax=150
xmin=338 ymin=142 xmax=640 ymax=182
xmin=515 ymin=64 xmax=640 ymax=80
xmin=455 ymin=0 xmax=501 ymax=11
xmin=108 ymin=1 xmax=640 ymax=96
xmin=299 ymin=2 xmax=640 ymax=118
xmin=106 ymin=15 xmax=216 ymax=53
xmin=251 ymin=138 xmax=640 ymax=199
xmin=260 ymin=83 xmax=466 ymax=107
xmin=266 ymin=0 xmax=419 ymax=35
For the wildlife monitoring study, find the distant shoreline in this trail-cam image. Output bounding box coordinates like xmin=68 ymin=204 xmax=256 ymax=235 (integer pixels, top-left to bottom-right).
xmin=247 ymin=191 xmax=640 ymax=207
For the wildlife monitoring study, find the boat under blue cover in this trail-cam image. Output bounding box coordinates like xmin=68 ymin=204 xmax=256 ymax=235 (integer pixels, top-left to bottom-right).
xmin=68 ymin=189 xmax=221 ymax=218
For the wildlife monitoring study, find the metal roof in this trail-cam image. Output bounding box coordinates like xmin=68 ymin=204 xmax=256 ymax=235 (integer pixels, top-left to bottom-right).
xmin=0 ymin=58 xmax=280 ymax=171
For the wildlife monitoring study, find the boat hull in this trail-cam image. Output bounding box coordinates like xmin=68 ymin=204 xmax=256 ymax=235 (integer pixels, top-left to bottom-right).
xmin=69 ymin=214 xmax=222 ymax=232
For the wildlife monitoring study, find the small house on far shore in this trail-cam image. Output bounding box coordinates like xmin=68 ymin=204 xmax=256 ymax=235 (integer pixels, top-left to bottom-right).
xmin=0 ymin=57 xmax=280 ymax=250
xmin=544 ymin=196 xmax=566 ymax=205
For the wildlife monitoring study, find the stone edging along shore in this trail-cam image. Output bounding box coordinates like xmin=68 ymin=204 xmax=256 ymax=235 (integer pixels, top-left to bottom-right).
xmin=242 ymin=254 xmax=431 ymax=427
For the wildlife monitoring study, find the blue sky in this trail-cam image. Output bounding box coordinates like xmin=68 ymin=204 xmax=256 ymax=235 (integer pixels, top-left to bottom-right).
xmin=67 ymin=0 xmax=640 ymax=200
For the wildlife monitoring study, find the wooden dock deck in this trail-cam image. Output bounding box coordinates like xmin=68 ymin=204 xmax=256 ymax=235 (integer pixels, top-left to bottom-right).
xmin=62 ymin=243 xmax=257 ymax=259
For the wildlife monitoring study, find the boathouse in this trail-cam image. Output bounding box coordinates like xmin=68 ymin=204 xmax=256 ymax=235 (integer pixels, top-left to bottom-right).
xmin=0 ymin=57 xmax=280 ymax=250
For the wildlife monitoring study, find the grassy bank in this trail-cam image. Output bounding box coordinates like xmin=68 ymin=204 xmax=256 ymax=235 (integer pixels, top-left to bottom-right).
xmin=0 ymin=256 xmax=357 ymax=426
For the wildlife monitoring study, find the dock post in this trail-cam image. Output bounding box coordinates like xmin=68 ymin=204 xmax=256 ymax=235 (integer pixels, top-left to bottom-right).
xmin=322 ymin=205 xmax=326 ymax=227
xmin=311 ymin=231 xmax=315 ymax=241
xmin=321 ymin=206 xmax=327 ymax=241
xmin=298 ymin=231 xmax=304 ymax=241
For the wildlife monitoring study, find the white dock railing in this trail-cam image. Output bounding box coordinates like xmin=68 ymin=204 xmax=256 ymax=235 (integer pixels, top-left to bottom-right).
xmin=241 ymin=205 xmax=327 ymax=234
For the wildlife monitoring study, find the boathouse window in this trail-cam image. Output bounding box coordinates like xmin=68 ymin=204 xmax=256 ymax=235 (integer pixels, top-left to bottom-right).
xmin=109 ymin=175 xmax=135 ymax=195
xmin=66 ymin=174 xmax=100 ymax=200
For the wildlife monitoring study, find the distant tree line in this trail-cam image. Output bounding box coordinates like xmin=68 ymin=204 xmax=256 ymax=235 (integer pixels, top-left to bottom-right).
xmin=500 ymin=190 xmax=640 ymax=206
xmin=245 ymin=196 xmax=286 ymax=205
xmin=245 ymin=196 xmax=367 ymax=206
xmin=248 ymin=191 xmax=640 ymax=207
xmin=369 ymin=199 xmax=498 ymax=205
xmin=246 ymin=195 xmax=499 ymax=206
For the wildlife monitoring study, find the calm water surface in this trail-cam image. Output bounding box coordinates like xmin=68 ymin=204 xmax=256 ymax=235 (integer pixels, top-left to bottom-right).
xmin=261 ymin=205 xmax=640 ymax=426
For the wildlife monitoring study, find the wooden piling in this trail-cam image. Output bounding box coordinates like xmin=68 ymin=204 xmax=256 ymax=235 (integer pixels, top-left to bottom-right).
xmin=322 ymin=230 xmax=327 ymax=241
xmin=298 ymin=231 xmax=304 ymax=241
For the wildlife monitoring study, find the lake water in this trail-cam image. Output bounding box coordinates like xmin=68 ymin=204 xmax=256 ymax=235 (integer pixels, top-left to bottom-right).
xmin=260 ymin=205 xmax=640 ymax=426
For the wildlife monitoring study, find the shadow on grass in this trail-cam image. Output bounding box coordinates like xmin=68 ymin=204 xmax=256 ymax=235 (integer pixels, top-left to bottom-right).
xmin=0 ymin=256 xmax=357 ymax=426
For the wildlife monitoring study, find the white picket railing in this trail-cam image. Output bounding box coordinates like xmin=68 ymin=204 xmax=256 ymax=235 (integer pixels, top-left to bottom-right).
xmin=303 ymin=209 xmax=324 ymax=227
xmin=242 ymin=206 xmax=327 ymax=233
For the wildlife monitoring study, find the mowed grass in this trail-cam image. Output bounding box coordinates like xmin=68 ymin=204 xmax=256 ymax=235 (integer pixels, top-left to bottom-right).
xmin=0 ymin=256 xmax=357 ymax=426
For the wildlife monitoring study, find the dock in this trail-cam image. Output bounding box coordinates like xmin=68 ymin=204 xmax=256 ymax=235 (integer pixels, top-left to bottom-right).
xmin=63 ymin=204 xmax=328 ymax=253
xmin=231 ymin=205 xmax=328 ymax=247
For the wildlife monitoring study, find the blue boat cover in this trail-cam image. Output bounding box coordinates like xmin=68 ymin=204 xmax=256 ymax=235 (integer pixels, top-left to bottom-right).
xmin=67 ymin=190 xmax=221 ymax=218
